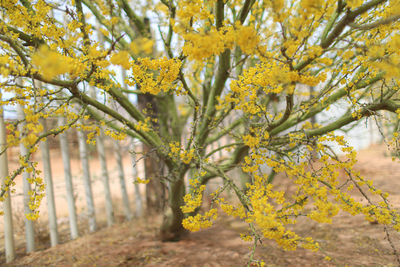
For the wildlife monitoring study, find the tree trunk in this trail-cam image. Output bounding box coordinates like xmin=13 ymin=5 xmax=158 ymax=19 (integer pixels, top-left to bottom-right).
xmin=58 ymin=116 xmax=79 ymax=240
xmin=96 ymin=128 xmax=115 ymax=226
xmin=39 ymin=118 xmax=59 ymax=246
xmin=122 ymin=69 xmax=143 ymax=218
xmin=37 ymin=80 xmax=59 ymax=246
xmin=160 ymin=177 xmax=187 ymax=241
xmin=137 ymin=93 xmax=166 ymax=214
xmin=89 ymin=85 xmax=114 ymax=226
xmin=141 ymin=143 xmax=165 ymax=214
xmin=77 ymin=125 xmax=97 ymax=232
xmin=114 ymin=140 xmax=133 ymax=221
xmin=17 ymin=104 xmax=35 ymax=252
xmin=0 ymin=95 xmax=15 ymax=262
xmin=130 ymin=140 xmax=143 ymax=217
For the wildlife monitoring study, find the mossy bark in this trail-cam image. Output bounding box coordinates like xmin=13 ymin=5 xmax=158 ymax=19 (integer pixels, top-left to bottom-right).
xmin=160 ymin=177 xmax=188 ymax=241
xmin=142 ymin=143 xmax=166 ymax=214
xmin=138 ymin=93 xmax=166 ymax=214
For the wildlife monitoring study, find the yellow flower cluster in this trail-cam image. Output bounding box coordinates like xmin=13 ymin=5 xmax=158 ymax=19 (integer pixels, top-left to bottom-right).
xmin=235 ymin=25 xmax=259 ymax=54
xmin=135 ymin=177 xmax=150 ymax=184
xmin=134 ymin=117 xmax=152 ymax=132
xmin=308 ymin=200 xmax=339 ymax=223
xmin=32 ymin=46 xmax=74 ymax=80
xmin=181 ymin=184 xmax=206 ymax=213
xmin=301 ymin=0 xmax=324 ymax=10
xmin=127 ymin=57 xmax=182 ymax=95
xmin=182 ymin=209 xmax=217 ymax=232
xmin=243 ymin=180 xmax=317 ymax=251
xmin=182 ymin=28 xmax=233 ymax=61
xmin=181 ymin=24 xmax=260 ymax=61
xmin=86 ymin=130 xmax=98 ymax=145
xmin=346 ymin=0 xmax=363 ymax=9
xmin=24 ymin=161 xmax=45 ymax=221
xmin=130 ymin=38 xmax=154 ymax=55
xmin=243 ymin=134 xmax=259 ymax=149
xmin=180 ymin=148 xmax=195 ymax=164
xmin=168 ymin=141 xmax=196 ymax=164
xmin=222 ymin=62 xmax=327 ymax=115
xmin=104 ymin=129 xmax=127 ymax=141
xmin=110 ymin=50 xmax=131 ymax=70
xmin=239 ymin=233 xmax=253 ymax=242
xmin=183 ymin=131 xmax=399 ymax=252
xmin=176 ymin=0 xmax=215 ymax=25
xmin=217 ymin=198 xmax=246 ymax=219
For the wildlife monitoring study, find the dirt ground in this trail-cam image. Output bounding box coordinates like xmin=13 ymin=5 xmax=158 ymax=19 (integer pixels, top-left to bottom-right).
xmin=2 ymin=144 xmax=400 ymax=266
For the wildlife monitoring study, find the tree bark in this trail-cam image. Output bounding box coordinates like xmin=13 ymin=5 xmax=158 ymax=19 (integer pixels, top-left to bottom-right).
xmin=58 ymin=116 xmax=79 ymax=240
xmin=77 ymin=125 xmax=97 ymax=232
xmin=137 ymin=93 xmax=166 ymax=214
xmin=17 ymin=104 xmax=36 ymax=252
xmin=160 ymin=177 xmax=187 ymax=241
xmin=143 ymin=143 xmax=165 ymax=214
xmin=88 ymin=85 xmax=114 ymax=226
xmin=0 ymin=94 xmax=15 ymax=262
xmin=122 ymin=69 xmax=143 ymax=218
xmin=39 ymin=118 xmax=59 ymax=246
xmin=114 ymin=140 xmax=133 ymax=221
xmin=37 ymin=80 xmax=59 ymax=246
xmin=130 ymin=140 xmax=143 ymax=217
xmin=96 ymin=128 xmax=115 ymax=226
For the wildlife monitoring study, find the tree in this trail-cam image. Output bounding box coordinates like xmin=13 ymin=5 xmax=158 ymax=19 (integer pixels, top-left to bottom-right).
xmin=39 ymin=107 xmax=59 ymax=246
xmin=130 ymin=141 xmax=143 ymax=218
xmin=16 ymin=103 xmax=35 ymax=252
xmin=58 ymin=116 xmax=79 ymax=239
xmin=0 ymin=89 xmax=15 ymax=262
xmin=94 ymin=119 xmax=115 ymax=227
xmin=1 ymin=0 xmax=400 ymax=262
xmin=77 ymin=122 xmax=97 ymax=232
xmin=113 ymin=139 xmax=133 ymax=221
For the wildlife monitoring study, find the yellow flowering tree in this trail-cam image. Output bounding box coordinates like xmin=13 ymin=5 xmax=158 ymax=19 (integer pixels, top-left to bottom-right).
xmin=1 ymin=0 xmax=400 ymax=261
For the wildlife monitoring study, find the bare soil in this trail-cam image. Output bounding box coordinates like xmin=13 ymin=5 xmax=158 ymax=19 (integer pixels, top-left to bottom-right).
xmin=2 ymin=144 xmax=400 ymax=266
